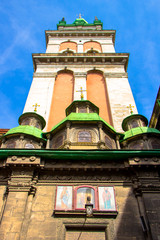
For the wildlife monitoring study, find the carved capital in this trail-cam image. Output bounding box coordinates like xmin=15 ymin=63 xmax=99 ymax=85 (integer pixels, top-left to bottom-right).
xmin=97 ymin=140 xmax=105 ymax=149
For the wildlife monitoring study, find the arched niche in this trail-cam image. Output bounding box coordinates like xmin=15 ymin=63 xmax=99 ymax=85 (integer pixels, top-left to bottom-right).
xmin=59 ymin=41 xmax=77 ymax=53
xmin=47 ymin=69 xmax=74 ymax=130
xmin=83 ymin=41 xmax=102 ymax=53
xmin=86 ymin=70 xmax=113 ymax=125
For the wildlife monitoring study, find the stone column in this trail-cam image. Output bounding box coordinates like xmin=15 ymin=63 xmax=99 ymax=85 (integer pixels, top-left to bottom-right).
xmin=97 ymin=122 xmax=105 ymax=149
xmin=64 ymin=122 xmax=71 ymax=149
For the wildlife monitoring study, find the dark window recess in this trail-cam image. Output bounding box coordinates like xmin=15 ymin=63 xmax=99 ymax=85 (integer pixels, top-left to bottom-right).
xmin=21 ymin=118 xmax=30 ymax=126
xmin=6 ymin=141 xmax=16 ymax=148
xmin=54 ymin=135 xmax=63 ymax=148
xmin=130 ymin=120 xmax=139 ymax=128
xmin=105 ymin=135 xmax=113 ymax=149
xmin=79 ymin=107 xmax=87 ymax=113
xmin=78 ymin=131 xmax=91 ymax=142
xmin=129 ymin=141 xmax=144 ymax=150
xmin=151 ymin=140 xmax=160 ymax=149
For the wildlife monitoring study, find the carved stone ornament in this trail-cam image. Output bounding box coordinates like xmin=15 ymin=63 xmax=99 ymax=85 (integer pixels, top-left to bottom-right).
xmin=6 ymin=156 xmax=41 ymax=166
xmin=29 ymin=156 xmax=36 ymax=162
xmin=11 ymin=156 xmax=17 ymax=161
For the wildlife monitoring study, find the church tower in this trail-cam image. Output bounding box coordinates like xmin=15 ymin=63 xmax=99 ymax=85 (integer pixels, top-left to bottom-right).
xmin=0 ymin=17 xmax=160 ymax=240
xmin=24 ymin=16 xmax=137 ymax=132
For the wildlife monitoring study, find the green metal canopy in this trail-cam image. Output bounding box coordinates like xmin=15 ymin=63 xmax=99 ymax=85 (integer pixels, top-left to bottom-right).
xmin=3 ymin=125 xmax=46 ymax=141
xmin=121 ymin=127 xmax=160 ymax=141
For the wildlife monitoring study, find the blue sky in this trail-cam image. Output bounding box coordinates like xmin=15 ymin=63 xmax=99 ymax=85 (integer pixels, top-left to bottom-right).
xmin=0 ymin=0 xmax=159 ymax=128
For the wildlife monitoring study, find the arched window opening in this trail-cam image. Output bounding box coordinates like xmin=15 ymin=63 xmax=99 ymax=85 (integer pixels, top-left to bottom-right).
xmin=151 ymin=139 xmax=160 ymax=149
xmin=87 ymin=48 xmax=99 ymax=54
xmin=53 ymin=135 xmax=63 ymax=149
xmin=6 ymin=141 xmax=16 ymax=148
xmin=78 ymin=131 xmax=91 ymax=142
xmin=105 ymin=135 xmax=115 ymax=149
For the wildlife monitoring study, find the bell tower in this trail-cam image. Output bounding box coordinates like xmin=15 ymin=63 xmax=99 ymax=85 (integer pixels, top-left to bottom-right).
xmin=24 ymin=16 xmax=137 ymax=131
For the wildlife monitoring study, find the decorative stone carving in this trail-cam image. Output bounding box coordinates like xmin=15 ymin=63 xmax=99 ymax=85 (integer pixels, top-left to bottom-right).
xmin=6 ymin=156 xmax=41 ymax=166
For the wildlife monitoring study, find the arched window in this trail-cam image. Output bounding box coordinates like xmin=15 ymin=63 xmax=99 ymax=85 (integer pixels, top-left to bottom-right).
xmin=53 ymin=135 xmax=63 ymax=149
xmin=105 ymin=135 xmax=115 ymax=149
xmin=21 ymin=118 xmax=30 ymax=126
xmin=151 ymin=139 xmax=160 ymax=149
xmin=25 ymin=143 xmax=35 ymax=149
xmin=62 ymin=48 xmax=74 ymax=54
xmin=129 ymin=120 xmax=139 ymax=129
xmin=79 ymin=106 xmax=87 ymax=113
xmin=6 ymin=140 xmax=16 ymax=148
xmin=86 ymin=49 xmax=99 ymax=54
xmin=78 ymin=131 xmax=91 ymax=142
xmin=129 ymin=140 xmax=144 ymax=150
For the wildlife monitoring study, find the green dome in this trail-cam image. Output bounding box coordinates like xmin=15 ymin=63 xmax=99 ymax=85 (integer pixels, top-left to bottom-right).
xmin=122 ymin=127 xmax=160 ymax=141
xmin=4 ymin=125 xmax=46 ymax=141
xmin=122 ymin=114 xmax=148 ymax=131
xmin=73 ymin=18 xmax=88 ymax=25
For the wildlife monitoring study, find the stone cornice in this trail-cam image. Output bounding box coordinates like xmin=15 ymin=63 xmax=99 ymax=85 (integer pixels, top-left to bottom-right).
xmin=32 ymin=53 xmax=129 ymax=72
xmin=45 ymin=30 xmax=116 ymax=47
xmin=104 ymin=73 xmax=128 ymax=78
xmin=33 ymin=73 xmax=57 ymax=78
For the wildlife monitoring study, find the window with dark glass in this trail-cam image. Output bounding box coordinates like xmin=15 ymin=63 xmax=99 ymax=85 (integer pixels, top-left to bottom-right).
xmin=129 ymin=140 xmax=144 ymax=150
xmin=21 ymin=118 xmax=30 ymax=126
xmin=130 ymin=120 xmax=139 ymax=128
xmin=6 ymin=141 xmax=16 ymax=148
xmin=105 ymin=135 xmax=113 ymax=149
xmin=79 ymin=107 xmax=87 ymax=113
xmin=78 ymin=131 xmax=91 ymax=142
xmin=151 ymin=139 xmax=160 ymax=149
xmin=54 ymin=135 xmax=63 ymax=148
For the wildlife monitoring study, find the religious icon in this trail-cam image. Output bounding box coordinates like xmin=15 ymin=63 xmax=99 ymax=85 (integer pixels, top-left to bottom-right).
xmin=98 ymin=187 xmax=116 ymax=211
xmin=55 ymin=186 xmax=73 ymax=210
xmin=76 ymin=187 xmax=95 ymax=209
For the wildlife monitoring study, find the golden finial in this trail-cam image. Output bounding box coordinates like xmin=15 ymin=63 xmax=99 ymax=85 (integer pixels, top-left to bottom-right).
xmin=76 ymin=87 xmax=87 ymax=100
xmin=32 ymin=103 xmax=40 ymax=112
xmin=79 ymin=13 xmax=82 ymax=19
xmin=127 ymin=104 xmax=134 ymax=114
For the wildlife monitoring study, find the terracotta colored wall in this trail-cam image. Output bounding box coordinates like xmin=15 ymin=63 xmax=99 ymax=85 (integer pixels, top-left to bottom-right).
xmin=47 ymin=71 xmax=74 ymax=130
xmin=59 ymin=41 xmax=77 ymax=52
xmin=83 ymin=41 xmax=102 ymax=52
xmin=87 ymin=71 xmax=113 ymax=125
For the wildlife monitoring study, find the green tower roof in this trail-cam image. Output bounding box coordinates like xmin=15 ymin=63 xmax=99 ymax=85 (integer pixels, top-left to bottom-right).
xmin=3 ymin=125 xmax=46 ymax=141
xmin=121 ymin=127 xmax=160 ymax=142
xmin=44 ymin=112 xmax=119 ymax=136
